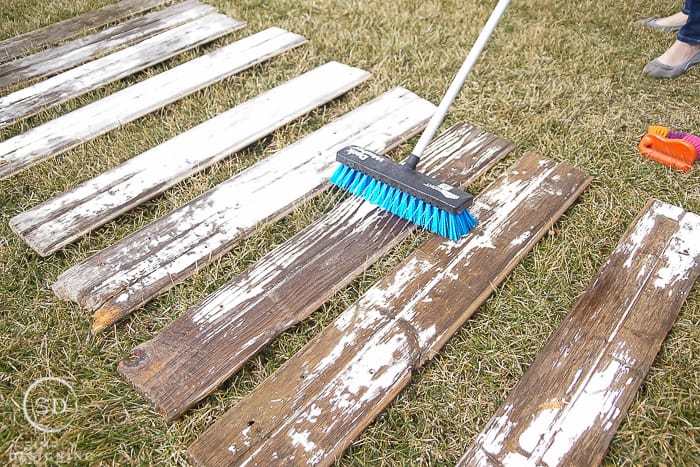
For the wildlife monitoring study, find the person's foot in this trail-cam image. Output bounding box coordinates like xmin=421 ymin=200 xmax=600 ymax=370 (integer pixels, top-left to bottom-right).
xmin=638 ymin=12 xmax=688 ymax=31
xmin=654 ymin=11 xmax=688 ymax=28
xmin=644 ymin=41 xmax=700 ymax=78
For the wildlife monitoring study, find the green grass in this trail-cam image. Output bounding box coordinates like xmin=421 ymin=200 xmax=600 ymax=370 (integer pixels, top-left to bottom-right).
xmin=1 ymin=0 xmax=698 ymax=464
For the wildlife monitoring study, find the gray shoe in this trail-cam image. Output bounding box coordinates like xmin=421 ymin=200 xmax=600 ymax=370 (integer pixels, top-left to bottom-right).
xmin=644 ymin=48 xmax=700 ymax=78
xmin=637 ymin=17 xmax=684 ymax=32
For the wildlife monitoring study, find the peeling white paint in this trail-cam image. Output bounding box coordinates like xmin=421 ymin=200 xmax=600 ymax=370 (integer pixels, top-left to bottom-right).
xmin=0 ymin=13 xmax=243 ymax=132
xmin=11 ymin=27 xmax=313 ymax=254
xmin=0 ymin=1 xmax=216 ymax=88
xmin=54 ymin=88 xmax=435 ymax=311
xmin=289 ymin=428 xmax=316 ymax=453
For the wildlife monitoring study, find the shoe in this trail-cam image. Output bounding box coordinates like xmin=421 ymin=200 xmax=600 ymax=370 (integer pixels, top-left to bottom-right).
xmin=637 ymin=17 xmax=684 ymax=32
xmin=643 ymin=48 xmax=700 ymax=78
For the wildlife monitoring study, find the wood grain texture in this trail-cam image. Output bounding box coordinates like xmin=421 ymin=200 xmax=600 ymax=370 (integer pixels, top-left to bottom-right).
xmin=458 ymin=199 xmax=700 ymax=467
xmin=0 ymin=12 xmax=244 ymax=130
xmin=117 ymin=123 xmax=514 ymax=421
xmin=51 ymin=87 xmax=435 ymax=333
xmin=0 ymin=27 xmax=303 ymax=182
xmin=0 ymin=0 xmax=216 ymax=90
xmin=0 ymin=0 xmax=170 ymax=63
xmin=10 ymin=61 xmax=362 ymax=256
xmin=187 ymin=153 xmax=592 ymax=466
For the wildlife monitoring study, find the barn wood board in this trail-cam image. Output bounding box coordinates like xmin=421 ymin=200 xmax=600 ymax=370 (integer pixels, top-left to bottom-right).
xmin=187 ymin=152 xmax=592 ymax=466
xmin=0 ymin=0 xmax=216 ymax=90
xmin=10 ymin=60 xmax=364 ymax=256
xmin=0 ymin=0 xmax=170 ymax=63
xmin=51 ymin=87 xmax=435 ymax=333
xmin=0 ymin=13 xmax=244 ymax=130
xmin=0 ymin=26 xmax=303 ymax=181
xmin=457 ymin=199 xmax=700 ymax=467
xmin=118 ymin=122 xmax=514 ymax=421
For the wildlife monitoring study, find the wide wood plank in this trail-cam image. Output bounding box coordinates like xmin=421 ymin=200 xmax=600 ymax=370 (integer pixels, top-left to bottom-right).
xmin=0 ymin=0 xmax=217 ymax=90
xmin=0 ymin=27 xmax=304 ymax=181
xmin=10 ymin=61 xmax=365 ymax=256
xmin=52 ymin=87 xmax=435 ymax=333
xmin=117 ymin=123 xmax=514 ymax=421
xmin=0 ymin=0 xmax=170 ymax=63
xmin=187 ymin=153 xmax=592 ymax=466
xmin=457 ymin=199 xmax=700 ymax=467
xmin=0 ymin=13 xmax=244 ymax=130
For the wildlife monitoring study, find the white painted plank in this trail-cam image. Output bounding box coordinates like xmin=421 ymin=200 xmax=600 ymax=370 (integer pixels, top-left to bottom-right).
xmin=0 ymin=12 xmax=244 ymax=130
xmin=0 ymin=27 xmax=306 ymax=180
xmin=52 ymin=87 xmax=435 ymax=333
xmin=0 ymin=0 xmax=170 ymax=63
xmin=11 ymin=61 xmax=370 ymax=256
xmin=0 ymin=0 xmax=217 ymax=89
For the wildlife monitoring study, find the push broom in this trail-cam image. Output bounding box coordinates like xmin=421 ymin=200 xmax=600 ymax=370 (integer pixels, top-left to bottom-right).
xmin=330 ymin=0 xmax=510 ymax=241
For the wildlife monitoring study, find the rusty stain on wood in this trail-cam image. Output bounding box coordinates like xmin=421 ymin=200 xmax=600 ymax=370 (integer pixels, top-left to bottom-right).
xmin=117 ymin=123 xmax=514 ymax=421
xmin=51 ymin=87 xmax=435 ymax=332
xmin=187 ymin=153 xmax=592 ymax=466
xmin=0 ymin=1 xmax=217 ymax=90
xmin=458 ymin=199 xmax=700 ymax=467
xmin=10 ymin=60 xmax=363 ymax=256
xmin=0 ymin=13 xmax=244 ymax=130
xmin=0 ymin=0 xmax=171 ymax=63
xmin=0 ymin=26 xmax=304 ymax=182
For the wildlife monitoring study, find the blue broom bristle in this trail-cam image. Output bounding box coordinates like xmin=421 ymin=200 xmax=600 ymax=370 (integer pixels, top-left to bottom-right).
xmin=329 ymin=163 xmax=477 ymax=240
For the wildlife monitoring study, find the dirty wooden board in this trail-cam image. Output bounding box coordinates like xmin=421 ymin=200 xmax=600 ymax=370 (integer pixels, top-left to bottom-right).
xmin=0 ymin=27 xmax=303 ymax=181
xmin=0 ymin=13 xmax=244 ymax=130
xmin=0 ymin=0 xmax=170 ymax=63
xmin=11 ymin=61 xmax=364 ymax=256
xmin=118 ymin=123 xmax=514 ymax=421
xmin=187 ymin=153 xmax=592 ymax=466
xmin=0 ymin=0 xmax=216 ymax=90
xmin=52 ymin=87 xmax=435 ymax=333
xmin=457 ymin=199 xmax=700 ymax=467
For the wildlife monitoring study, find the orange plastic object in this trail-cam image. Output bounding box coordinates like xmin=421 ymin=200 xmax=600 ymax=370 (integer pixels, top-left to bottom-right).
xmin=638 ymin=132 xmax=697 ymax=172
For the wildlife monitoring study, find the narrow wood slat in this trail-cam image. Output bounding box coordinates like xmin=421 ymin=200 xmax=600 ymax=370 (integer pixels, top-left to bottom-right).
xmin=0 ymin=0 xmax=217 ymax=90
xmin=0 ymin=13 xmax=244 ymax=130
xmin=0 ymin=0 xmax=170 ymax=63
xmin=52 ymin=87 xmax=435 ymax=333
xmin=458 ymin=199 xmax=700 ymax=467
xmin=10 ymin=61 xmax=364 ymax=256
xmin=0 ymin=26 xmax=302 ymax=181
xmin=187 ymin=153 xmax=592 ymax=466
xmin=117 ymin=123 xmax=514 ymax=421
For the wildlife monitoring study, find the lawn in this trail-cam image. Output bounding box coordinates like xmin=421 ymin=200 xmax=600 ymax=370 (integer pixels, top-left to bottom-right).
xmin=0 ymin=0 xmax=698 ymax=465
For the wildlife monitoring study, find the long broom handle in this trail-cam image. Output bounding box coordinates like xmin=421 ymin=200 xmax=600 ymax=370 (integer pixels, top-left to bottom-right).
xmin=408 ymin=0 xmax=510 ymax=166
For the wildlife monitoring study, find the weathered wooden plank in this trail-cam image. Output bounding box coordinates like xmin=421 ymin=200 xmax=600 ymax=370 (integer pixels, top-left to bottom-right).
xmin=0 ymin=0 xmax=170 ymax=63
xmin=457 ymin=199 xmax=700 ymax=467
xmin=0 ymin=1 xmax=217 ymax=90
xmin=0 ymin=12 xmax=244 ymax=130
xmin=117 ymin=123 xmax=514 ymax=421
xmin=52 ymin=87 xmax=435 ymax=333
xmin=187 ymin=153 xmax=592 ymax=466
xmin=0 ymin=27 xmax=304 ymax=181
xmin=10 ymin=61 xmax=365 ymax=256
